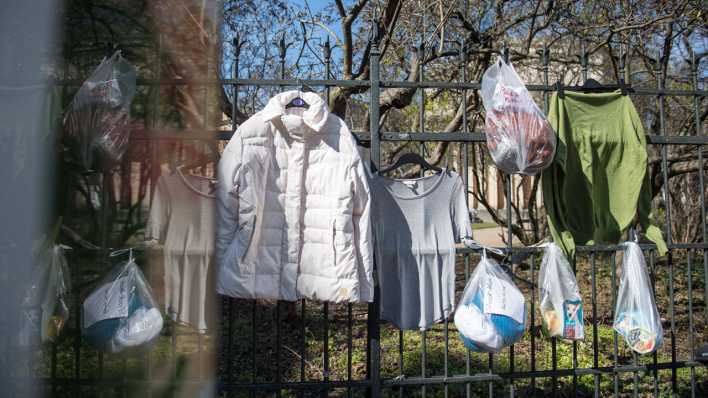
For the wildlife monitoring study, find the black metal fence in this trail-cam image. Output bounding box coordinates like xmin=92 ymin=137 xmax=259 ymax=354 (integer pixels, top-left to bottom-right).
xmin=25 ymin=25 xmax=708 ymax=398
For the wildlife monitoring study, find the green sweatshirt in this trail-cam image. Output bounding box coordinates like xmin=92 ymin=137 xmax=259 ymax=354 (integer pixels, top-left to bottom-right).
xmin=541 ymin=90 xmax=667 ymax=258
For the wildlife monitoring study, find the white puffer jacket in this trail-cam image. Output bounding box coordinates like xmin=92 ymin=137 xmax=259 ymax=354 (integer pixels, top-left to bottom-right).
xmin=216 ymin=91 xmax=373 ymax=303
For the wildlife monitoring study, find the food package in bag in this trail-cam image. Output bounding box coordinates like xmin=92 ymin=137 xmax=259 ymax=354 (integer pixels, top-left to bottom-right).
xmin=19 ymin=243 xmax=72 ymax=345
xmin=538 ymin=243 xmax=584 ymax=340
xmin=82 ymin=251 xmax=163 ymax=353
xmin=480 ymin=58 xmax=555 ymax=175
xmin=39 ymin=244 xmax=72 ymax=342
xmin=454 ymin=252 xmax=526 ymax=352
xmin=63 ymin=50 xmax=136 ymax=170
xmin=613 ymin=241 xmax=663 ymax=354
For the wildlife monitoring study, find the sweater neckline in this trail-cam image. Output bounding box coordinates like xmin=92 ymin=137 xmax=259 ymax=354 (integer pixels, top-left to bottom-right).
xmin=375 ymin=168 xmax=448 ymax=200
xmin=176 ymin=167 xmax=217 ymax=199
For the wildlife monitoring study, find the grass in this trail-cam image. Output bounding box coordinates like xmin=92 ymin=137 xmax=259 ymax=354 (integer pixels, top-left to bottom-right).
xmin=472 ymin=222 xmax=498 ymax=230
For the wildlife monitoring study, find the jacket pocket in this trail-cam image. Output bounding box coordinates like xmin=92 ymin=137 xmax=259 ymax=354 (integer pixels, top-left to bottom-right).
xmin=237 ymin=213 xmax=257 ymax=270
xmin=331 ymin=215 xmax=355 ymax=269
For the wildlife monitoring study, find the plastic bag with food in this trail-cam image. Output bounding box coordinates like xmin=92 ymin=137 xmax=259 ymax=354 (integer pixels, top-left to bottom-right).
xmin=613 ymin=241 xmax=663 ymax=354
xmin=480 ymin=58 xmax=555 ymax=175
xmin=82 ymin=249 xmax=163 ymax=353
xmin=19 ymin=241 xmax=72 ymax=345
xmin=39 ymin=244 xmax=72 ymax=342
xmin=454 ymin=250 xmax=526 ymax=353
xmin=538 ymin=243 xmax=584 ymax=340
xmin=63 ymin=50 xmax=136 ymax=171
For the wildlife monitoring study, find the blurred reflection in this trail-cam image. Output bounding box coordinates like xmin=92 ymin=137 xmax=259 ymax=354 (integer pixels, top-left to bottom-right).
xmin=2 ymin=0 xmax=221 ymax=396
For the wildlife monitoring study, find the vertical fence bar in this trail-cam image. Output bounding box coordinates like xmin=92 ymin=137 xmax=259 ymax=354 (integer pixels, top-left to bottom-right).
xmin=145 ymin=29 xmax=164 ymax=398
xmin=148 ymin=35 xmax=163 ymax=398
xmin=321 ymin=39 xmax=332 ymax=398
xmin=74 ymin=248 xmax=82 ymax=397
xmin=531 ymin=44 xmax=556 ymax=394
xmin=616 ymin=46 xmax=639 ymax=398
xmin=367 ymin=32 xmax=382 ymax=398
xmin=540 ymin=44 xmax=557 ymax=398
xmin=656 ymin=56 xmax=677 ymax=396
xmin=649 ymin=250 xmax=659 ymax=397
xmin=590 ymin=251 xmax=599 ymax=398
xmin=347 ymin=304 xmax=353 ymax=398
xmin=690 ymin=50 xmax=708 ymax=327
xmin=196 ymin=33 xmax=211 ymax=387
xmin=461 ymin=36 xmax=472 ymax=398
xmin=224 ymin=33 xmax=240 ymax=398
xmin=498 ymin=44 xmax=510 ymax=398
xmin=611 ymin=251 xmax=619 ymax=397
xmin=274 ymin=34 xmax=288 ymax=398
xmin=530 ymin=252 xmax=537 ymax=394
xmin=300 ymin=298 xmax=306 ymax=396
xmin=418 ymin=41 xmax=426 ymax=169
xmin=398 ymin=329 xmax=404 ymax=398
xmin=322 ymin=302 xmax=329 ymax=396
xmin=688 ymin=250 xmax=696 ymax=398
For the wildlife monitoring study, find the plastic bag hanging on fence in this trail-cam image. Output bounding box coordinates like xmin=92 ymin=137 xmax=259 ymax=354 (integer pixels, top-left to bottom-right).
xmin=480 ymin=57 xmax=556 ymax=175
xmin=63 ymin=50 xmax=136 ymax=171
xmin=613 ymin=241 xmax=663 ymax=354
xmin=538 ymin=243 xmax=584 ymax=341
xmin=82 ymin=250 xmax=163 ymax=353
xmin=19 ymin=242 xmax=72 ymax=345
xmin=39 ymin=244 xmax=72 ymax=342
xmin=454 ymin=250 xmax=526 ymax=352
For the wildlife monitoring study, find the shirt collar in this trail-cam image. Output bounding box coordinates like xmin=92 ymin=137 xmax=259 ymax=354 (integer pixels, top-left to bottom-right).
xmin=261 ymin=90 xmax=329 ymax=132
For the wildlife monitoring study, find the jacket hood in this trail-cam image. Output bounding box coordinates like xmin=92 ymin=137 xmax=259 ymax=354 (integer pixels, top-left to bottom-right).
xmin=261 ymin=90 xmax=329 ymax=132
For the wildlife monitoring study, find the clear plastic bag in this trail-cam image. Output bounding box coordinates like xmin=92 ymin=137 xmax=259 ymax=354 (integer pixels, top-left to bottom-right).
xmin=454 ymin=251 xmax=526 ymax=352
xmin=39 ymin=244 xmax=72 ymax=342
xmin=19 ymin=243 xmax=72 ymax=345
xmin=63 ymin=51 xmax=136 ymax=171
xmin=538 ymin=243 xmax=584 ymax=340
xmin=480 ymin=58 xmax=556 ymax=175
xmin=82 ymin=250 xmax=163 ymax=353
xmin=613 ymin=241 xmax=663 ymax=354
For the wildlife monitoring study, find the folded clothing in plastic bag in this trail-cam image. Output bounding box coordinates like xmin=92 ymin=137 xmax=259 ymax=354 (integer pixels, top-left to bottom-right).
xmin=82 ymin=252 xmax=163 ymax=353
xmin=454 ymin=253 xmax=526 ymax=353
xmin=613 ymin=241 xmax=663 ymax=354
xmin=539 ymin=243 xmax=584 ymax=341
xmin=481 ymin=58 xmax=556 ymax=175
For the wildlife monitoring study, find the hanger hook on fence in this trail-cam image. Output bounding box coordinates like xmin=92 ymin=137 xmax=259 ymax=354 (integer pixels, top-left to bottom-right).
xmin=109 ymin=247 xmax=137 ymax=263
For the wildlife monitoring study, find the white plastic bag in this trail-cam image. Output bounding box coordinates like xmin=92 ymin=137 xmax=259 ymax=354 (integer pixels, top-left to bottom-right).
xmin=82 ymin=250 xmax=163 ymax=353
xmin=613 ymin=241 xmax=663 ymax=354
xmin=454 ymin=251 xmax=526 ymax=352
xmin=480 ymin=58 xmax=555 ymax=175
xmin=63 ymin=51 xmax=136 ymax=170
xmin=538 ymin=243 xmax=584 ymax=340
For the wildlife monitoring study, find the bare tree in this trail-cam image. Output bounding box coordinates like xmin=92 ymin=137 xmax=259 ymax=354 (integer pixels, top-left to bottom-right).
xmin=58 ymin=0 xmax=707 ymax=247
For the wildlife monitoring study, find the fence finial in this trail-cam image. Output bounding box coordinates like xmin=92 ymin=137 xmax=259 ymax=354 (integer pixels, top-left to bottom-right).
xmin=323 ymin=37 xmax=331 ymax=61
xmin=233 ymin=34 xmax=243 ymax=64
xmin=278 ymin=33 xmax=287 ymax=61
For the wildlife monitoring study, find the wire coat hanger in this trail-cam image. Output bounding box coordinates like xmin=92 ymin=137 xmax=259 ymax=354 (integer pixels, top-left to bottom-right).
xmin=376 ymin=152 xmax=442 ymax=175
xmin=285 ymin=79 xmax=315 ymax=109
